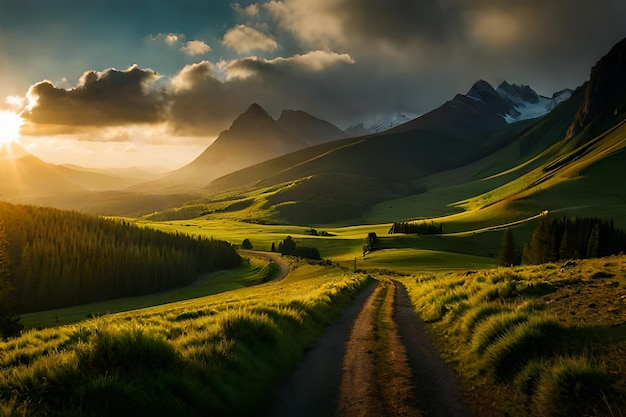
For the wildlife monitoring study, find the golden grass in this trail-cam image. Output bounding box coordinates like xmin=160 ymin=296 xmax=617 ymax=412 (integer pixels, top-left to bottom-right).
xmin=0 ymin=263 xmax=372 ymax=416
xmin=399 ymin=255 xmax=626 ymax=416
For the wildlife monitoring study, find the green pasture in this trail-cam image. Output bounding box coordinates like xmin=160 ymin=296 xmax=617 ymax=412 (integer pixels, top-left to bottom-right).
xmin=20 ymin=254 xmax=277 ymax=329
xmin=358 ymin=248 xmax=495 ymax=273
xmin=1 ymin=263 xmax=371 ymax=416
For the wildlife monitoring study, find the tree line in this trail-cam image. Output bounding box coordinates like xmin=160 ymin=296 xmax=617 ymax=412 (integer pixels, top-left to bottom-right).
xmin=273 ymin=236 xmax=321 ymax=260
xmin=0 ymin=202 xmax=241 ymax=314
xmin=389 ymin=220 xmax=443 ymax=235
xmin=498 ymin=216 xmax=626 ymax=266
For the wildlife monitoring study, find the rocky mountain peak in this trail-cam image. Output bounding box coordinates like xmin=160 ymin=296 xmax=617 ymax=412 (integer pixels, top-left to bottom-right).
xmin=567 ymin=37 xmax=626 ymax=139
xmin=466 ymin=80 xmax=500 ymax=102
xmin=497 ymin=82 xmax=540 ymax=104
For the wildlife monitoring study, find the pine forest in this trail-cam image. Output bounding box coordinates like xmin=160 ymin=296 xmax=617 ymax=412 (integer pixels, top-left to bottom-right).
xmin=0 ymin=202 xmax=240 ymax=313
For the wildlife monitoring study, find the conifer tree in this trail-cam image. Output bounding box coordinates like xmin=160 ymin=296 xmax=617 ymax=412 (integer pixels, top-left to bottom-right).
xmin=586 ymin=223 xmax=600 ymax=258
xmin=281 ymin=236 xmax=296 ymax=255
xmin=0 ymin=220 xmax=22 ymax=338
xmin=497 ymin=228 xmax=520 ymax=266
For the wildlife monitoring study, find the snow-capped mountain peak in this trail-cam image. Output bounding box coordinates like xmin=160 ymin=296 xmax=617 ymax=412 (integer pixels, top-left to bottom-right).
xmin=467 ymin=80 xmax=573 ymax=123
xmin=345 ymin=112 xmax=418 ymax=136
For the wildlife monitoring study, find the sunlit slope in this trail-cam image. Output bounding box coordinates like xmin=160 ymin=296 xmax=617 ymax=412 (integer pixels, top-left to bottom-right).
xmin=188 ymin=86 xmax=583 ymax=226
xmin=363 ymin=88 xmax=585 ymax=223
xmin=0 ymin=264 xmax=371 ymax=416
xmin=198 ymin=131 xmax=507 ymax=226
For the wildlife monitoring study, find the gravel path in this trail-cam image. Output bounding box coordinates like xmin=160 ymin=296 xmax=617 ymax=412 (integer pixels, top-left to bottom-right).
xmin=264 ymin=282 xmax=378 ymax=417
xmin=393 ymin=281 xmax=473 ymax=417
xmin=265 ymin=278 xmax=474 ymax=417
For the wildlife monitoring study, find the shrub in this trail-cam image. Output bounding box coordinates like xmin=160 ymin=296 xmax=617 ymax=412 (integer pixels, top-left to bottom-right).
xmin=484 ymin=318 xmax=566 ymax=380
xmin=461 ymin=304 xmax=506 ymax=336
xmin=220 ymin=311 xmax=281 ymax=348
xmin=77 ymin=326 xmax=179 ymax=375
xmin=295 ymin=246 xmax=322 ymax=260
xmin=471 ymin=312 xmax=529 ymax=354
xmin=534 ymin=356 xmax=614 ymax=417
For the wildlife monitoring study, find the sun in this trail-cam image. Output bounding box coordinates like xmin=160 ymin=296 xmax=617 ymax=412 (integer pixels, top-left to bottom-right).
xmin=0 ymin=110 xmax=24 ymax=145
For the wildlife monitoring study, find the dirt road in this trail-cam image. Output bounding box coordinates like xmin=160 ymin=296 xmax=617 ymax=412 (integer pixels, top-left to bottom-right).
xmin=266 ymin=278 xmax=473 ymax=416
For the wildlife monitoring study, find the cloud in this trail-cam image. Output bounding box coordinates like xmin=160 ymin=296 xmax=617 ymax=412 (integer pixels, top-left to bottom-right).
xmin=261 ymin=0 xmax=626 ymax=102
xmin=23 ymin=65 xmax=166 ymax=135
xmin=18 ymin=0 xmax=626 ymax=143
xmin=224 ymin=50 xmax=355 ymax=79
xmin=180 ymin=40 xmax=212 ymax=56
xmin=233 ymin=2 xmax=260 ymax=17
xmin=4 ymin=95 xmax=26 ymax=111
xmin=264 ymin=0 xmax=345 ymax=49
xmin=146 ymin=32 xmax=185 ymax=45
xmin=222 ymin=25 xmax=278 ymax=53
xmin=168 ymin=49 xmax=359 ymax=136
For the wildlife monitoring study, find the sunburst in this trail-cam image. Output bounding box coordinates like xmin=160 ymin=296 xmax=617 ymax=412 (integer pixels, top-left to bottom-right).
xmin=0 ymin=110 xmax=24 ymax=145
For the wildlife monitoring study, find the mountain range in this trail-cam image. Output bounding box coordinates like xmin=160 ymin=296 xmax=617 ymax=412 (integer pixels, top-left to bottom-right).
xmin=178 ymin=37 xmax=625 ymax=225
xmin=137 ymin=104 xmax=347 ymax=192
xmin=3 ymin=37 xmax=626 ymax=229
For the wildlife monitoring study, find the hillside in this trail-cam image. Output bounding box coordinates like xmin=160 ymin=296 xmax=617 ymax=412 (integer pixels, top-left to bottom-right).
xmin=139 ymin=104 xmax=346 ymax=193
xmin=0 ymin=143 xmax=163 ymax=199
xmin=154 ymin=38 xmax=626 ymax=228
xmin=190 ymin=81 xmax=576 ymax=225
xmin=276 ymin=109 xmax=347 ymax=146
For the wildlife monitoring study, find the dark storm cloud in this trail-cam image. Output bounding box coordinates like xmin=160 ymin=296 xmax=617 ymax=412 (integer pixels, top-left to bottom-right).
xmin=23 ymin=66 xmax=167 ymax=134
xmin=168 ymin=51 xmax=357 ymax=135
xmin=331 ymin=0 xmax=458 ymax=44
xmin=266 ymin=0 xmax=626 ymax=98
xmin=17 ymin=0 xmax=626 ymax=140
xmin=168 ymin=61 xmax=247 ymax=136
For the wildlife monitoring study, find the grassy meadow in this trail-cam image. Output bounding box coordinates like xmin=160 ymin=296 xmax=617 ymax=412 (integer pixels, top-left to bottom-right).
xmin=398 ymin=255 xmax=626 ymax=416
xmin=0 ymin=261 xmax=372 ymax=416
xmin=19 ymin=253 xmax=279 ymax=329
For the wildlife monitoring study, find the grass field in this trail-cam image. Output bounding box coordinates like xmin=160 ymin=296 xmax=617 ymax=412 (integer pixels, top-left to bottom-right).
xmin=0 ymin=262 xmax=372 ymax=416
xmin=397 ymin=255 xmax=626 ymax=416
xmin=20 ymin=252 xmax=279 ymax=329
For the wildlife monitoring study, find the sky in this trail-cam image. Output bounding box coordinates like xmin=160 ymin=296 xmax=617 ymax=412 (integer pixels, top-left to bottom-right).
xmin=1 ymin=0 xmax=626 ymax=169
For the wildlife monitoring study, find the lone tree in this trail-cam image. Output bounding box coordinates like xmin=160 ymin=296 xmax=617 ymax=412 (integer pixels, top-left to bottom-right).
xmin=271 ymin=242 xmax=276 ymax=252
xmin=497 ymin=228 xmax=520 ymax=267
xmin=0 ymin=221 xmax=22 ymax=338
xmin=280 ymin=236 xmax=297 ymax=256
xmin=241 ymin=238 xmax=253 ymax=250
xmin=363 ymin=232 xmax=380 ymax=256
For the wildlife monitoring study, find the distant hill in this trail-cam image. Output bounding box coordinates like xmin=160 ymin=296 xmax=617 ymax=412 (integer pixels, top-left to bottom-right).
xmin=139 ymin=103 xmax=346 ymax=193
xmin=0 ymin=143 xmax=170 ymax=210
xmin=0 ymin=152 xmax=84 ymax=197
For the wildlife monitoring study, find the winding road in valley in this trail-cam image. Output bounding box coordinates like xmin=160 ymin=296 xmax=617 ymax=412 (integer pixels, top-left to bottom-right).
xmin=265 ymin=278 xmax=474 ymax=417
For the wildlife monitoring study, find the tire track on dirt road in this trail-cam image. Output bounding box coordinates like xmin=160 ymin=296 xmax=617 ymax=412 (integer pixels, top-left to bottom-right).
xmin=265 ymin=281 xmax=378 ymax=417
xmin=266 ymin=279 xmax=473 ymax=417
xmin=394 ymin=281 xmax=473 ymax=417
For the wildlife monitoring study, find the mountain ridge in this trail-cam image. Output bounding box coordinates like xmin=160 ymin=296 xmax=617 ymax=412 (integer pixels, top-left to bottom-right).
xmin=136 ymin=103 xmax=346 ymax=193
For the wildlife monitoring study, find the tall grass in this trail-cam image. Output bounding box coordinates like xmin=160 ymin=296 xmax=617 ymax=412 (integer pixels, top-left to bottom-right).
xmin=399 ymin=257 xmax=626 ymax=416
xmin=0 ymin=264 xmax=372 ymax=416
xmin=533 ymin=356 xmax=615 ymax=417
